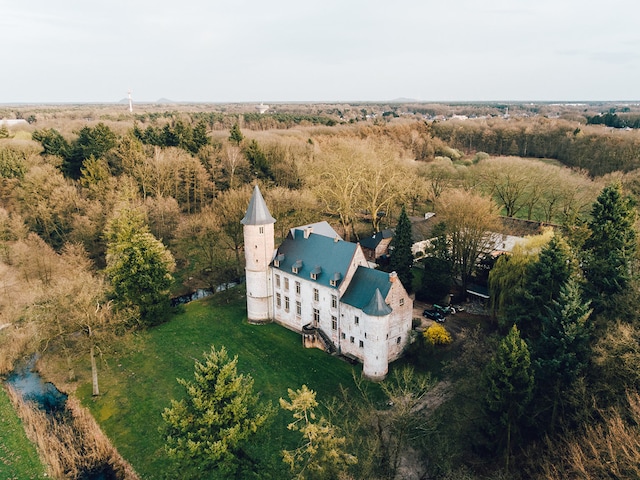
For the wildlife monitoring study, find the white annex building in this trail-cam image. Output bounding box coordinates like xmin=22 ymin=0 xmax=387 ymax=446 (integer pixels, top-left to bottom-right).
xmin=242 ymin=185 xmax=413 ymax=380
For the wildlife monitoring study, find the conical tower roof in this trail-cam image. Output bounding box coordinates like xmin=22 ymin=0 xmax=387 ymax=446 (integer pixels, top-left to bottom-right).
xmin=241 ymin=185 xmax=276 ymax=225
xmin=362 ymin=288 xmax=392 ymax=316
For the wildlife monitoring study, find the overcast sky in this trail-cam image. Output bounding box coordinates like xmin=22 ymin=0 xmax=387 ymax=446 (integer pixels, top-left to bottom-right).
xmin=2 ymin=0 xmax=639 ymax=103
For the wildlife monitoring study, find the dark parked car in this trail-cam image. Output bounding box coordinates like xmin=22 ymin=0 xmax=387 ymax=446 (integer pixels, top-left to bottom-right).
xmin=423 ymin=309 xmax=446 ymax=323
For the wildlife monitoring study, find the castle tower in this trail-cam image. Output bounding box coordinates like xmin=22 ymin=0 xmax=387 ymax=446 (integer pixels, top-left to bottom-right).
xmin=361 ymin=288 xmax=392 ymax=380
xmin=241 ymin=185 xmax=276 ymax=323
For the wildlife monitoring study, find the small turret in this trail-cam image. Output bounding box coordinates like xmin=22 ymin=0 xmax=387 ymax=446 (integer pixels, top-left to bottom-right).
xmin=362 ymin=288 xmax=392 ymax=380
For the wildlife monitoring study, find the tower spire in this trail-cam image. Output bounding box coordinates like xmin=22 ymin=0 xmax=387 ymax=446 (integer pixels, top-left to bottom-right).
xmin=241 ymin=185 xmax=275 ymax=225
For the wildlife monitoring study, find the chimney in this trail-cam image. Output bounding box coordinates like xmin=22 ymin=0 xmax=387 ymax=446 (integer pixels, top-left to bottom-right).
xmin=389 ymin=271 xmax=398 ymax=282
xmin=304 ymin=226 xmax=313 ymax=239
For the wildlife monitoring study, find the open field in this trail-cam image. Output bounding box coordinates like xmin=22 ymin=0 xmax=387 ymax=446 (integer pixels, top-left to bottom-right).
xmin=76 ymin=287 xmax=373 ymax=479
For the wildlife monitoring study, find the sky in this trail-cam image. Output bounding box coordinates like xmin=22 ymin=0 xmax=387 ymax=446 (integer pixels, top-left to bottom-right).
xmin=1 ymin=0 xmax=639 ymax=104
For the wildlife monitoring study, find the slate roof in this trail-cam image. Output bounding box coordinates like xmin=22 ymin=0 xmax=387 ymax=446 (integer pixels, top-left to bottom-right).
xmin=273 ymin=230 xmax=357 ymax=289
xmin=362 ymin=288 xmax=393 ymax=316
xmin=241 ymin=185 xmax=276 ymax=226
xmin=290 ymin=221 xmax=341 ymax=240
xmin=360 ymin=229 xmax=394 ymax=249
xmin=341 ymin=267 xmax=393 ymax=314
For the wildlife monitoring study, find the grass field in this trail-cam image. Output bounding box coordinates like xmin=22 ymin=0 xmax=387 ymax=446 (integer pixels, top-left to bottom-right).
xmin=0 ymin=387 xmax=47 ymax=480
xmin=77 ymin=287 xmax=367 ymax=479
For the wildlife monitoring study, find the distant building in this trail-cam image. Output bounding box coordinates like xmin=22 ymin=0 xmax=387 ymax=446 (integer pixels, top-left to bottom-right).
xmin=0 ymin=119 xmax=28 ymax=126
xmin=242 ymin=186 xmax=413 ymax=380
xmin=360 ymin=229 xmax=394 ymax=264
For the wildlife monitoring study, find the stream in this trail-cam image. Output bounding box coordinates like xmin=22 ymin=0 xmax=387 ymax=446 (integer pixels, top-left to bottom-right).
xmin=6 ymin=355 xmax=68 ymax=413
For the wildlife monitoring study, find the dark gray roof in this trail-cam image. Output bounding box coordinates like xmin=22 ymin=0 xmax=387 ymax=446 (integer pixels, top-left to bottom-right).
xmin=362 ymin=288 xmax=393 ymax=316
xmin=341 ymin=267 xmax=393 ymax=313
xmin=241 ymin=185 xmax=276 ymax=226
xmin=273 ymin=230 xmax=358 ymax=289
xmin=360 ymin=229 xmax=394 ymax=249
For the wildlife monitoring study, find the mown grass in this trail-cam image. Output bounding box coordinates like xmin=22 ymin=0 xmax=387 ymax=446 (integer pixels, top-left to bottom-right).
xmin=0 ymin=387 xmax=47 ymax=480
xmin=77 ymin=287 xmax=365 ymax=479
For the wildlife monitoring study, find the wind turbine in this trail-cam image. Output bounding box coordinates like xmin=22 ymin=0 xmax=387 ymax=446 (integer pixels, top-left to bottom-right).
xmin=128 ymin=89 xmax=133 ymax=113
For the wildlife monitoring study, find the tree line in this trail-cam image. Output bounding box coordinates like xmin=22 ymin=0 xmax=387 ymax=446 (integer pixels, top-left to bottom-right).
xmin=431 ymin=117 xmax=640 ymax=176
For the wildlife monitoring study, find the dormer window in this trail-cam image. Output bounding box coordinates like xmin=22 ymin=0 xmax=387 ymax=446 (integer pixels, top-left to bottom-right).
xmin=274 ymin=254 xmax=285 ymax=268
xmin=310 ymin=265 xmax=322 ymax=280
xmin=330 ymin=272 xmax=342 ymax=287
xmin=292 ymin=259 xmax=303 ymax=274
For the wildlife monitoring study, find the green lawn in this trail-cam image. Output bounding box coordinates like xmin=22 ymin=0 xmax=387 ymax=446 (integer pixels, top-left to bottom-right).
xmin=0 ymin=387 xmax=47 ymax=480
xmin=77 ymin=287 xmax=365 ymax=479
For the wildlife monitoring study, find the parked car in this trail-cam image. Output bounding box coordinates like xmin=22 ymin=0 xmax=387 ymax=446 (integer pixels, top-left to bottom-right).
xmin=423 ymin=309 xmax=446 ymax=323
xmin=433 ymin=304 xmax=456 ymax=315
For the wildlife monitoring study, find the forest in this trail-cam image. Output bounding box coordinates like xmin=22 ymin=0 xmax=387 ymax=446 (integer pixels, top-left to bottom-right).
xmin=1 ymin=101 xmax=640 ymax=479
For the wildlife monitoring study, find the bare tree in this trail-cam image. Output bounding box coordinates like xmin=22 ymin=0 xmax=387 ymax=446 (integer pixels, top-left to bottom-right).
xmin=436 ymin=189 xmax=501 ymax=293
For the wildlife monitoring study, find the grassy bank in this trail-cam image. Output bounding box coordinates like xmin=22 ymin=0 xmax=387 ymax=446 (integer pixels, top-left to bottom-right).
xmin=77 ymin=288 xmax=364 ymax=479
xmin=0 ymin=386 xmax=47 ymax=480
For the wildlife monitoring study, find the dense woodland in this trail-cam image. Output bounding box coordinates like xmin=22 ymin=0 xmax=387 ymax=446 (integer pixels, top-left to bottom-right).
xmin=1 ymin=102 xmax=640 ymax=479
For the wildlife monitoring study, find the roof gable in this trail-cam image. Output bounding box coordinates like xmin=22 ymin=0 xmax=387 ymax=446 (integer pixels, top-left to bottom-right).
xmin=274 ymin=231 xmax=357 ymax=288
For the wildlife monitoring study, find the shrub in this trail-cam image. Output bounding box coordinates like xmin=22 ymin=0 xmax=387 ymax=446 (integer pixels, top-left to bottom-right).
xmin=424 ymin=324 xmax=452 ymax=346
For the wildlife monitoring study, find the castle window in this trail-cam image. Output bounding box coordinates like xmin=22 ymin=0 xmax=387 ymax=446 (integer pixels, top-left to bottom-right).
xmin=365 ymin=332 xmax=367 ymax=339
xmin=313 ymin=288 xmax=319 ymax=302
xmin=311 ymin=265 xmax=322 ymax=280
xmin=313 ymin=308 xmax=320 ymax=323
xmin=275 ymin=274 xmax=280 ymax=288
xmin=295 ymin=281 xmax=301 ymax=294
xmin=332 ymin=316 xmax=337 ymax=330
xmin=296 ymin=301 xmax=301 ymax=316
xmin=276 ymin=293 xmax=281 ymax=308
xmin=284 ymin=278 xmax=289 ymax=290
xmin=359 ymin=340 xmax=364 ymax=348
xmin=399 ymin=298 xmax=404 ymax=306
xmin=341 ymin=332 xmax=346 ymax=339
xmin=259 ymin=226 xmax=264 ymax=234
xmin=331 ymin=295 xmax=337 ymax=309
xmin=292 ymin=259 xmax=303 ymax=274
xmin=285 ymin=296 xmax=290 ymax=312
xmin=354 ymin=316 xmax=359 ymax=325
xmin=350 ymin=336 xmax=355 ymax=343
xmin=397 ymin=336 xmax=402 ymax=344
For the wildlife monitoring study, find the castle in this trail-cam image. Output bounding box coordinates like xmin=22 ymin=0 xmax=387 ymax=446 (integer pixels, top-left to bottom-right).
xmin=242 ymin=185 xmax=413 ymax=380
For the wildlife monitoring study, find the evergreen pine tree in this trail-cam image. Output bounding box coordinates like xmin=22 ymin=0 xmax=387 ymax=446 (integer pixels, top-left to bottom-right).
xmin=532 ymin=277 xmax=592 ymax=433
xmin=484 ymin=324 xmax=534 ymax=474
xmin=228 ymin=122 xmax=244 ymax=146
xmin=507 ymin=235 xmax=574 ymax=339
xmin=162 ymin=346 xmax=271 ymax=479
xmin=583 ymin=183 xmax=637 ymax=314
xmin=389 ymin=205 xmax=414 ymax=293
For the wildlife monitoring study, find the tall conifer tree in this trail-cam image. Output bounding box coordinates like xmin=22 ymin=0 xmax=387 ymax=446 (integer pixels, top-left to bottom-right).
xmin=583 ymin=183 xmax=636 ymax=314
xmin=484 ymin=325 xmax=534 ymax=474
xmin=389 ymin=205 xmax=414 ymax=293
